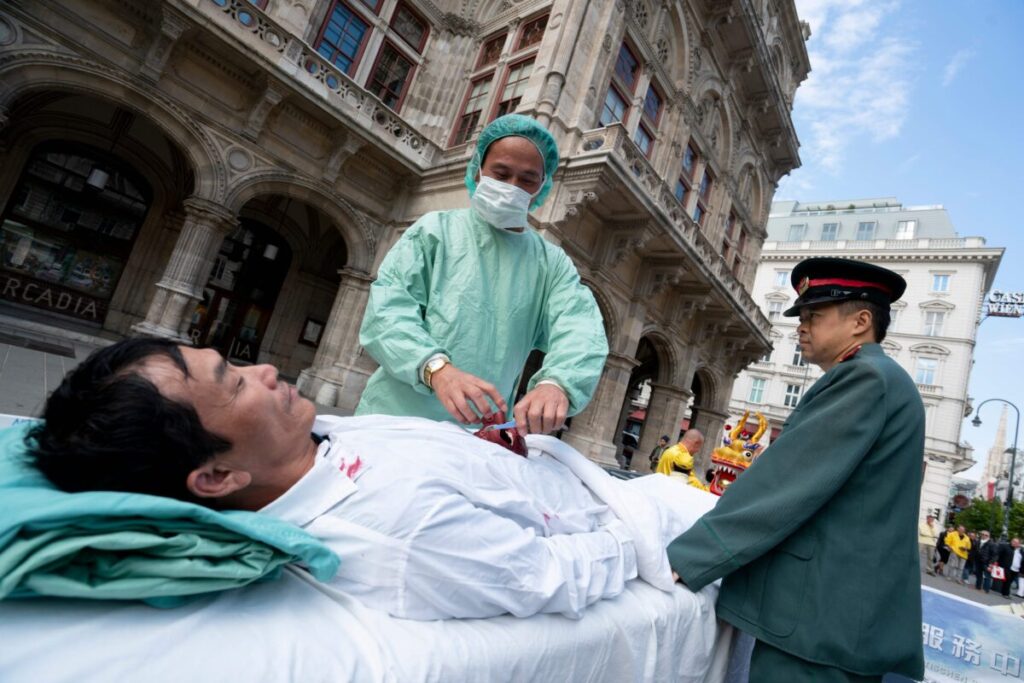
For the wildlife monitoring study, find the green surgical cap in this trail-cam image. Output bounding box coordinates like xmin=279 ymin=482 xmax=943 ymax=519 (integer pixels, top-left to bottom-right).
xmin=465 ymin=114 xmax=559 ymax=208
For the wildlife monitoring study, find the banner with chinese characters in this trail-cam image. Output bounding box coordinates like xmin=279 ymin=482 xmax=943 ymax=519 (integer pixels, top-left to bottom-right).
xmin=918 ymin=586 xmax=1023 ymax=682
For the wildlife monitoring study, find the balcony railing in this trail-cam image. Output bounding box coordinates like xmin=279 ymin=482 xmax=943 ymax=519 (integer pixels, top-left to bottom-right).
xmin=916 ymin=383 xmax=941 ymax=396
xmin=577 ymin=124 xmax=771 ymax=340
xmin=764 ymin=237 xmax=988 ymax=251
xmin=198 ymin=0 xmax=437 ymax=170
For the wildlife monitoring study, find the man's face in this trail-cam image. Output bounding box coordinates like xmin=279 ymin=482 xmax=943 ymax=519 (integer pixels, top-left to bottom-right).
xmin=683 ymin=436 xmax=704 ymax=455
xmin=958 ymin=525 xmax=966 ymax=534
xmin=1012 ymin=538 xmax=1020 ymax=549
xmin=659 ymin=437 xmax=669 ymax=447
xmin=142 ymin=347 xmax=316 ymax=484
xmin=981 ymin=532 xmax=990 ymax=542
xmin=479 ymin=136 xmax=544 ymax=195
xmin=796 ymin=303 xmax=862 ymax=368
xmin=927 ymin=516 xmax=935 ymax=525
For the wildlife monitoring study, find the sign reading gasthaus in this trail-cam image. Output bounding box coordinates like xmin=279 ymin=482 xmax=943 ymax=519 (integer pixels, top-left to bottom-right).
xmin=987 ymin=291 xmax=1024 ymax=318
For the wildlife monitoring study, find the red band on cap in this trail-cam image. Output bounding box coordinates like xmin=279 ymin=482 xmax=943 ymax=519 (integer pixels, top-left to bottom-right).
xmin=799 ymin=278 xmax=892 ymax=295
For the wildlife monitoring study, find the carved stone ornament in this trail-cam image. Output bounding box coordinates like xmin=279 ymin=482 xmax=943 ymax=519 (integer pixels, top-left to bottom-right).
xmin=440 ymin=12 xmax=478 ymax=37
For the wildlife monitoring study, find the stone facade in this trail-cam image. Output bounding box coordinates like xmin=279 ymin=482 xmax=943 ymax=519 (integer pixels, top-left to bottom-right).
xmin=0 ymin=0 xmax=808 ymax=466
xmin=730 ymin=198 xmax=1003 ymax=524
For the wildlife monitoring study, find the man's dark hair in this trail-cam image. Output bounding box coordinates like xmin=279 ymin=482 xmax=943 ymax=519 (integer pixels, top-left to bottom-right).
xmin=26 ymin=338 xmax=231 ymax=502
xmin=838 ymin=300 xmax=890 ymax=342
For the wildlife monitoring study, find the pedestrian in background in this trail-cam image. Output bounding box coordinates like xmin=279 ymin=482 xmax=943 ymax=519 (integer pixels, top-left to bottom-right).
xmin=972 ymin=530 xmax=997 ymax=593
xmin=960 ymin=531 xmax=978 ymax=584
xmin=934 ymin=526 xmax=952 ymax=576
xmin=944 ymin=525 xmax=970 ymax=581
xmin=918 ymin=514 xmax=939 ymax=575
xmin=995 ymin=537 xmax=1021 ymax=599
xmin=649 ymin=435 xmax=671 ymax=471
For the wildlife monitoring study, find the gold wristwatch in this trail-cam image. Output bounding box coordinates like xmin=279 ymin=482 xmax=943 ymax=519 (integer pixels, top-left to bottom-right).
xmin=423 ymin=355 xmax=451 ymax=389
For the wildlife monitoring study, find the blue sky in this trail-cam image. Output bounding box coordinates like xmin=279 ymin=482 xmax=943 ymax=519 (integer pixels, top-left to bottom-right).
xmin=777 ymin=0 xmax=1024 ymax=482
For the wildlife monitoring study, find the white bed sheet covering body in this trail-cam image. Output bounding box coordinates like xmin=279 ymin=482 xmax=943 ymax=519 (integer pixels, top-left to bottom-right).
xmin=0 ymin=566 xmax=731 ymax=683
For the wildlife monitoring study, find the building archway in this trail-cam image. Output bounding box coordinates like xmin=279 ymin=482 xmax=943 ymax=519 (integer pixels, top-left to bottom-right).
xmin=186 ymin=193 xmax=350 ymax=378
xmin=0 ymin=141 xmax=153 ymax=325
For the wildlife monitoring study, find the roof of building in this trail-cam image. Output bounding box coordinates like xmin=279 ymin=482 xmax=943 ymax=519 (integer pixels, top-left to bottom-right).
xmin=767 ymin=198 xmax=958 ymax=240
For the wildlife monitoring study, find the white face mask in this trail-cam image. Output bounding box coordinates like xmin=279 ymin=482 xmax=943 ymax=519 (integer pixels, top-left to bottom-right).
xmin=471 ymin=175 xmax=537 ymax=230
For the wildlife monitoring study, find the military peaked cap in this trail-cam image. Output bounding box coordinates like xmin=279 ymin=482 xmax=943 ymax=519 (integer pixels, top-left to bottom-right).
xmin=783 ymin=257 xmax=906 ymax=317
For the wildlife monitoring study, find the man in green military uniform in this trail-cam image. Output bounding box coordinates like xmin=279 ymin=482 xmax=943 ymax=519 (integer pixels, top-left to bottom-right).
xmin=667 ymin=258 xmax=925 ymax=682
xmin=356 ymin=115 xmax=607 ymax=436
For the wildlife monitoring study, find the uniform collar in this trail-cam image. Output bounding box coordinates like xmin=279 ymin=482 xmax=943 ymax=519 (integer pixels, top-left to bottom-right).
xmin=259 ymin=436 xmax=357 ymax=526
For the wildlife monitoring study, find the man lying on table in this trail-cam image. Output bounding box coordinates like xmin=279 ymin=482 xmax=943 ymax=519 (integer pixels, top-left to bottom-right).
xmin=27 ymin=338 xmax=715 ymax=621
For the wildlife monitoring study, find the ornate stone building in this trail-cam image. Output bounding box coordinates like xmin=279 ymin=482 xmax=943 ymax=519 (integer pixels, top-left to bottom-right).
xmin=731 ymin=198 xmax=1003 ymax=524
xmin=0 ymin=0 xmax=808 ymax=465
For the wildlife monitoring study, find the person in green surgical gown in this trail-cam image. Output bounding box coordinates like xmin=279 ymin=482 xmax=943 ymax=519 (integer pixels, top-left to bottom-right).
xmin=356 ymin=115 xmax=608 ymax=436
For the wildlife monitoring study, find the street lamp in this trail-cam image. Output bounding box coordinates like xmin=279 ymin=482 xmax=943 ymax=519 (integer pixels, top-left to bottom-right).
xmin=970 ymin=398 xmax=1020 ymax=541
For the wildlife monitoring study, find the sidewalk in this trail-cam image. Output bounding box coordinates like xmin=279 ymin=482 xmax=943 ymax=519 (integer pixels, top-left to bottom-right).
xmin=0 ymin=313 xmax=106 ymax=418
xmin=920 ymin=564 xmax=1023 ymax=608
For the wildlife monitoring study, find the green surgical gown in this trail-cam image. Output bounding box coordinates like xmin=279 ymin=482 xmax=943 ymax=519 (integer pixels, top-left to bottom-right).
xmin=356 ymin=208 xmax=608 ymax=424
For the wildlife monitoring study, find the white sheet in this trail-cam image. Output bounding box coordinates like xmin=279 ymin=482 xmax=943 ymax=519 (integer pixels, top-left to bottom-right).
xmin=0 ymin=567 xmax=731 ymax=683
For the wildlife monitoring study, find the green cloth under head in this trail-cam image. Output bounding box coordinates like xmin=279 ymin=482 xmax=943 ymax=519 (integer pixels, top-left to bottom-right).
xmin=465 ymin=114 xmax=560 ymax=208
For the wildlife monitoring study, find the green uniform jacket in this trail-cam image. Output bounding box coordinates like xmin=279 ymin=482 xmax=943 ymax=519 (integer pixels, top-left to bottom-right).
xmin=357 ymin=208 xmax=608 ymax=423
xmin=667 ymin=344 xmax=925 ymax=679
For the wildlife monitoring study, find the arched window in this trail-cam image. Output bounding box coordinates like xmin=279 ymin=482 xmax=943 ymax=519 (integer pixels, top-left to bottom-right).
xmin=0 ymin=143 xmax=151 ymax=323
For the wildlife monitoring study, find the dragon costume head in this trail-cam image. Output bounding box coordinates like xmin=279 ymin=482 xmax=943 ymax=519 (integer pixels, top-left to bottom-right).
xmin=709 ymin=411 xmax=768 ymax=495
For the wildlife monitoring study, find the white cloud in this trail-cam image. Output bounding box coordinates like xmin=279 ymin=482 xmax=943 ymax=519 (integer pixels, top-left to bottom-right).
xmin=942 ymin=48 xmax=974 ymax=86
xmin=791 ymin=0 xmax=916 ymax=173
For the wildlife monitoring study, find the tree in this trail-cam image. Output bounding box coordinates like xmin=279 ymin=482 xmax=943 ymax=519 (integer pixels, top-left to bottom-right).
xmin=954 ymin=498 xmax=1003 ymax=534
xmin=1009 ymin=501 xmax=1024 ymax=540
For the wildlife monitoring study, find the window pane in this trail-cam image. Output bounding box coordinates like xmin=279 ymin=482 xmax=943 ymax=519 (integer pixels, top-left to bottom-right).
xmin=674 ymin=179 xmax=688 ymax=203
xmin=784 ymin=384 xmax=802 ymax=407
xmin=682 ymin=144 xmax=697 ymax=177
xmin=614 ymin=43 xmax=638 ymax=89
xmin=699 ymin=171 xmax=713 ymax=200
xmin=643 ymin=86 xmax=662 ymax=123
xmin=478 ymin=34 xmax=506 ymax=67
xmin=599 ymin=86 xmax=627 ymax=126
xmin=749 ymin=378 xmax=765 ymax=403
xmin=856 ymin=221 xmax=876 ymax=240
xmin=924 ymin=311 xmax=945 ymax=336
xmin=391 ymin=3 xmax=427 ymax=51
xmin=767 ymin=301 xmax=783 ymax=321
xmin=821 ymin=222 xmax=838 ymax=240
xmin=452 ymin=78 xmax=490 ymax=144
xmin=367 ymin=44 xmax=413 ymax=110
xmin=725 ymin=213 xmax=736 ymax=240
xmin=792 ymin=345 xmax=806 ymax=366
xmin=787 ymin=224 xmax=806 ymax=241
xmin=774 ymin=270 xmax=789 ymax=287
xmin=516 ymin=15 xmax=547 ymax=51
xmin=896 ymin=220 xmax=916 ymax=239
xmin=915 ymin=358 xmax=937 ymax=385
xmin=495 ymin=59 xmax=533 ymax=118
xmin=932 ymin=274 xmax=950 ymax=292
xmin=693 ymin=203 xmax=705 ymax=226
xmin=317 ymin=3 xmax=370 ymax=74
xmin=633 ymin=125 xmax=653 ymax=155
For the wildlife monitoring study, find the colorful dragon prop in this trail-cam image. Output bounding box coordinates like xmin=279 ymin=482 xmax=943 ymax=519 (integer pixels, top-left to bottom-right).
xmin=709 ymin=411 xmax=769 ymax=496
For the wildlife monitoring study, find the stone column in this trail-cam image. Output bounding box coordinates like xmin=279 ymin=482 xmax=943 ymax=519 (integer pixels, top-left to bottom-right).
xmin=691 ymin=407 xmax=730 ymax=475
xmin=132 ymin=197 xmax=235 ymax=341
xmin=634 ymin=383 xmax=691 ymax=473
xmin=296 ymin=267 xmax=376 ymax=410
xmin=562 ymin=352 xmax=637 ymax=467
